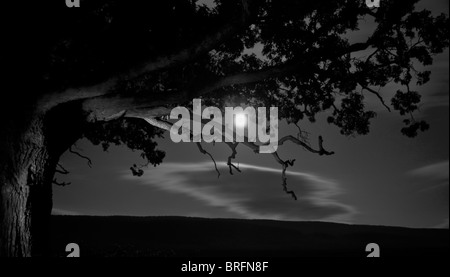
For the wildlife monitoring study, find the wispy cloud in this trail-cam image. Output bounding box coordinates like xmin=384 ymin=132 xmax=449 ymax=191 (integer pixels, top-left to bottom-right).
xmin=409 ymin=160 xmax=449 ymax=191
xmin=123 ymin=162 xmax=356 ymax=223
xmin=410 ymin=161 xmax=449 ymax=179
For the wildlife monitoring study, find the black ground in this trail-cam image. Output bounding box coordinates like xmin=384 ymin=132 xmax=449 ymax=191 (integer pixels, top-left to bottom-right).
xmin=50 ymin=215 xmax=449 ymax=257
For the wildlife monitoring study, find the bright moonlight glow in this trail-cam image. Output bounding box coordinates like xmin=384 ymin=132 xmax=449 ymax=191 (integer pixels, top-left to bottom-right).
xmin=235 ymin=113 xmax=247 ymax=128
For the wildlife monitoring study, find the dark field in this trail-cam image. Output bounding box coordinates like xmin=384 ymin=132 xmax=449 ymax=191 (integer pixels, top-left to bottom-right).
xmin=50 ymin=215 xmax=449 ymax=257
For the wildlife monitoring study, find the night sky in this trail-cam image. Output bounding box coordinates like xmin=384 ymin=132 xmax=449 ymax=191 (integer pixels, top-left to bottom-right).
xmin=52 ymin=0 xmax=449 ymax=229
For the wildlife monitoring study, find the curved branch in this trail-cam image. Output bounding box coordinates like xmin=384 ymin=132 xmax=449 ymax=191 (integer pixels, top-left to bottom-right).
xmin=55 ymin=163 xmax=70 ymax=175
xmin=68 ymin=146 xmax=93 ymax=168
xmin=125 ymin=115 xmax=334 ymax=200
xmin=293 ymin=122 xmax=311 ymax=146
xmin=278 ymin=135 xmax=335 ymax=156
xmin=196 ymin=142 xmax=221 ymax=178
xmin=55 ymin=163 xmax=69 ymax=175
xmin=193 ymin=41 xmax=373 ymax=98
xmin=272 ymin=152 xmax=297 ymax=200
xmin=38 ymin=0 xmax=254 ymax=112
xmin=130 ymin=114 xmax=335 ymax=157
xmin=52 ymin=178 xmax=71 ymax=186
xmin=80 ymin=39 xmax=374 ymax=121
xmin=359 ymin=83 xmax=392 ymax=112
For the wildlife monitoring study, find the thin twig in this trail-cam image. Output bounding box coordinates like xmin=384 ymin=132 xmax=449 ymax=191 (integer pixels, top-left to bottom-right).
xmin=359 ymin=83 xmax=391 ymax=112
xmin=225 ymin=142 xmax=241 ymax=175
xmin=278 ymin=135 xmax=335 ymax=156
xmin=136 ymin=117 xmax=335 ymax=199
xmin=69 ymin=146 xmax=93 ymax=168
xmin=55 ymin=163 xmax=70 ymax=175
xmin=196 ymin=142 xmax=220 ymax=178
xmin=272 ymin=152 xmax=297 ymax=200
xmin=52 ymin=178 xmax=71 ymax=186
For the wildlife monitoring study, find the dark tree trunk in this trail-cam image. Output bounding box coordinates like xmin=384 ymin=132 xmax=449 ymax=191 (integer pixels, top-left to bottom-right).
xmin=0 ymin=102 xmax=85 ymax=257
xmin=0 ymin=118 xmax=55 ymax=256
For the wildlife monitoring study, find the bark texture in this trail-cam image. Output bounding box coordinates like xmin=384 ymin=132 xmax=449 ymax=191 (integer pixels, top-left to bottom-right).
xmin=0 ymin=103 xmax=85 ymax=256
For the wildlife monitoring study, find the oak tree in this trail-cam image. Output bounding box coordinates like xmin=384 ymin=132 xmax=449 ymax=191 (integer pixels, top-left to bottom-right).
xmin=0 ymin=0 xmax=448 ymax=256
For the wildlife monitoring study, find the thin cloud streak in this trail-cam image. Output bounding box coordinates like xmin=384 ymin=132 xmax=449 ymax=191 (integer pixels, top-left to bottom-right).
xmin=410 ymin=160 xmax=449 ymax=180
xmin=409 ymin=160 xmax=449 ymax=192
xmin=123 ymin=162 xmax=357 ymax=223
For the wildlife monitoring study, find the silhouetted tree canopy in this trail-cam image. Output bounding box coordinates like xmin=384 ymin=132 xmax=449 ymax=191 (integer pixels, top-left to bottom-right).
xmin=1 ymin=0 xmax=448 ymax=182
xmin=4 ymin=0 xmax=447 ymax=140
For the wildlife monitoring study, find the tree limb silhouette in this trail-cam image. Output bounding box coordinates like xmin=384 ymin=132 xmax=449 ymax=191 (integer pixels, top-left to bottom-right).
xmin=55 ymin=163 xmax=70 ymax=175
xmin=38 ymin=0 xmax=254 ymax=112
xmin=225 ymin=142 xmax=241 ymax=175
xmin=69 ymin=147 xmax=93 ymax=168
xmin=196 ymin=142 xmax=221 ymax=178
xmin=359 ymin=83 xmax=391 ymax=112
xmin=272 ymin=153 xmax=298 ymax=200
xmin=52 ymin=178 xmax=71 ymax=187
xmin=125 ymin=115 xmax=335 ymax=199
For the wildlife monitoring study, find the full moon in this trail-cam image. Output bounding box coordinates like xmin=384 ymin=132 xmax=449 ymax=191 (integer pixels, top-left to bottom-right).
xmin=235 ymin=113 xmax=247 ymax=128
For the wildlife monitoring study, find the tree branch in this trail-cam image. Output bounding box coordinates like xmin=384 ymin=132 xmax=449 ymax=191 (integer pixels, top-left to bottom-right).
xmin=196 ymin=142 xmax=221 ymax=178
xmin=193 ymin=41 xmax=373 ymax=98
xmin=271 ymin=152 xmax=297 ymax=200
xmin=52 ymin=178 xmax=71 ymax=186
xmin=124 ymin=115 xmax=334 ymax=200
xmin=278 ymin=135 xmax=335 ymax=156
xmin=225 ymin=142 xmax=241 ymax=175
xmin=359 ymin=83 xmax=391 ymax=112
xmin=293 ymin=122 xmax=311 ymax=146
xmin=68 ymin=146 xmax=93 ymax=168
xmin=55 ymin=163 xmax=70 ymax=175
xmin=82 ymin=94 xmax=176 ymax=122
xmin=79 ymin=37 xmax=374 ymax=122
xmin=38 ymin=0 xmax=254 ymax=112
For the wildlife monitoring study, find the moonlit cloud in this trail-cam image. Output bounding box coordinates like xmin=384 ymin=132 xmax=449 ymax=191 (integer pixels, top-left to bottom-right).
xmin=409 ymin=160 xmax=449 ymax=191
xmin=122 ymin=162 xmax=356 ymax=223
xmin=410 ymin=160 xmax=449 ymax=180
